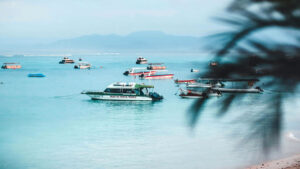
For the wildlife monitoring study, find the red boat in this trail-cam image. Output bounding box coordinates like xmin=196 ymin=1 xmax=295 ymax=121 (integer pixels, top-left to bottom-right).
xmin=174 ymin=79 xmax=196 ymax=84
xmin=140 ymin=74 xmax=174 ymax=79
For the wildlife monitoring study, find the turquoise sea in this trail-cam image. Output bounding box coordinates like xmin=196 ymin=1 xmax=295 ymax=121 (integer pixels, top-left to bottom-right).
xmin=1 ymin=53 xmax=300 ymax=169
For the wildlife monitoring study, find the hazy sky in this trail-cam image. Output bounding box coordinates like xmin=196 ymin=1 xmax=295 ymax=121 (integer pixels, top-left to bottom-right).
xmin=0 ymin=0 xmax=230 ymax=40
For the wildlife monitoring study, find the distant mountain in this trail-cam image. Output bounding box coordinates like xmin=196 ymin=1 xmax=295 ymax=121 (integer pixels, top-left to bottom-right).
xmin=45 ymin=31 xmax=202 ymax=51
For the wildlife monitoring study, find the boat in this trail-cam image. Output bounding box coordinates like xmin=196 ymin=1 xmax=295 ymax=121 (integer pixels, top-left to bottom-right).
xmin=212 ymin=87 xmax=263 ymax=93
xmin=186 ymin=82 xmax=224 ymax=89
xmin=74 ymin=62 xmax=91 ymax=69
xmin=174 ymin=79 xmax=196 ymax=84
xmin=147 ymin=63 xmax=166 ymax=70
xmin=81 ymin=82 xmax=163 ymax=101
xmin=140 ymin=73 xmax=174 ymax=79
xmin=59 ymin=57 xmax=75 ymax=64
xmin=28 ymin=73 xmax=45 ymax=77
xmin=123 ymin=67 xmax=156 ymax=76
xmin=136 ymin=57 xmax=148 ymax=64
xmin=191 ymin=68 xmax=199 ymax=72
xmin=210 ymin=61 xmax=218 ymax=67
xmin=1 ymin=63 xmax=21 ymax=69
xmin=179 ymin=88 xmax=221 ymax=98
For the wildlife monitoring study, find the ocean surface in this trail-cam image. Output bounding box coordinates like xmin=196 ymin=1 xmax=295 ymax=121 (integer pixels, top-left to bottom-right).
xmin=1 ymin=52 xmax=300 ymax=169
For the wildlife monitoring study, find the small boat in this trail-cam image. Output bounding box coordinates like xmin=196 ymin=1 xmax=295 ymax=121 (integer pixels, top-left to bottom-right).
xmin=140 ymin=74 xmax=174 ymax=79
xmin=59 ymin=57 xmax=75 ymax=64
xmin=174 ymin=79 xmax=196 ymax=84
xmin=136 ymin=57 xmax=148 ymax=64
xmin=74 ymin=62 xmax=91 ymax=69
xmin=1 ymin=63 xmax=21 ymax=69
xmin=179 ymin=89 xmax=221 ymax=98
xmin=187 ymin=82 xmax=224 ymax=89
xmin=212 ymin=86 xmax=263 ymax=93
xmin=123 ymin=67 xmax=156 ymax=76
xmin=81 ymin=82 xmax=163 ymax=101
xmin=79 ymin=58 xmax=82 ymax=61
xmin=28 ymin=73 xmax=45 ymax=77
xmin=147 ymin=63 xmax=166 ymax=70
xmin=191 ymin=68 xmax=199 ymax=72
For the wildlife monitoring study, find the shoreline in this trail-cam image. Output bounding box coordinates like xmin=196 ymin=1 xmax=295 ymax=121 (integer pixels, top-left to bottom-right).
xmin=245 ymin=154 xmax=300 ymax=169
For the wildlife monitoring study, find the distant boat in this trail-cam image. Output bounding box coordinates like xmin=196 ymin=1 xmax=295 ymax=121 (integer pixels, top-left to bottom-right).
xmin=174 ymin=79 xmax=196 ymax=84
xmin=74 ymin=62 xmax=91 ymax=69
xmin=147 ymin=63 xmax=166 ymax=70
xmin=123 ymin=67 xmax=156 ymax=76
xmin=140 ymin=73 xmax=174 ymax=79
xmin=1 ymin=63 xmax=21 ymax=69
xmin=59 ymin=57 xmax=75 ymax=64
xmin=79 ymin=58 xmax=82 ymax=61
xmin=81 ymin=82 xmax=163 ymax=101
xmin=179 ymin=88 xmax=221 ymax=98
xmin=210 ymin=61 xmax=218 ymax=67
xmin=136 ymin=57 xmax=147 ymax=64
xmin=28 ymin=73 xmax=45 ymax=77
xmin=191 ymin=68 xmax=199 ymax=72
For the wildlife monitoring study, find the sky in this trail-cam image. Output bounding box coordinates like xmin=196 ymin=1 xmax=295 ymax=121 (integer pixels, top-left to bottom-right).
xmin=0 ymin=0 xmax=231 ymax=42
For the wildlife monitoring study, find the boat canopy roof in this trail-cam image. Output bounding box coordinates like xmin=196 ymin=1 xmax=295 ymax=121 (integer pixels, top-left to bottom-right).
xmin=148 ymin=63 xmax=164 ymax=65
xmin=135 ymin=84 xmax=154 ymax=88
xmin=106 ymin=82 xmax=154 ymax=89
xmin=199 ymin=78 xmax=259 ymax=82
xmin=3 ymin=62 xmax=20 ymax=65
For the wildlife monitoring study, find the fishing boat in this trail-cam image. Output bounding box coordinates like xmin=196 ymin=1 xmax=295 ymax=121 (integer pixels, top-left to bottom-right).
xmin=74 ymin=62 xmax=91 ymax=69
xmin=147 ymin=63 xmax=166 ymax=70
xmin=174 ymin=79 xmax=196 ymax=84
xmin=1 ymin=63 xmax=21 ymax=69
xmin=179 ymin=88 xmax=221 ymax=98
xmin=81 ymin=82 xmax=163 ymax=101
xmin=140 ymin=73 xmax=174 ymax=79
xmin=136 ymin=57 xmax=148 ymax=64
xmin=123 ymin=67 xmax=156 ymax=76
xmin=59 ymin=57 xmax=75 ymax=64
xmin=28 ymin=73 xmax=45 ymax=77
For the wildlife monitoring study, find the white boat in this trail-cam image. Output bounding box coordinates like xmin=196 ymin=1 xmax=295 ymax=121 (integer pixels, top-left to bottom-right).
xmin=123 ymin=67 xmax=156 ymax=76
xmin=136 ymin=57 xmax=148 ymax=64
xmin=212 ymin=87 xmax=263 ymax=93
xmin=179 ymin=88 xmax=221 ymax=98
xmin=191 ymin=68 xmax=199 ymax=72
xmin=186 ymin=82 xmax=224 ymax=89
xmin=81 ymin=82 xmax=163 ymax=101
xmin=74 ymin=62 xmax=91 ymax=69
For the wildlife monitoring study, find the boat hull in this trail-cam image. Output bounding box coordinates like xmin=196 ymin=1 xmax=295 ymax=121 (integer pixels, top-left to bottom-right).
xmin=143 ymin=74 xmax=174 ymax=79
xmin=87 ymin=94 xmax=153 ymax=101
xmin=175 ymin=79 xmax=196 ymax=84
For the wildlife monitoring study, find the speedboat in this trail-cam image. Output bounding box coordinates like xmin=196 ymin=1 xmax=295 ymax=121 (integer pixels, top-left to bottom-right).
xmin=59 ymin=57 xmax=75 ymax=64
xmin=74 ymin=62 xmax=91 ymax=69
xmin=81 ymin=82 xmax=163 ymax=101
xmin=136 ymin=57 xmax=147 ymax=64
xmin=147 ymin=63 xmax=166 ymax=70
xmin=179 ymin=88 xmax=221 ymax=98
xmin=140 ymin=73 xmax=174 ymax=79
xmin=1 ymin=63 xmax=21 ymax=69
xmin=123 ymin=67 xmax=156 ymax=76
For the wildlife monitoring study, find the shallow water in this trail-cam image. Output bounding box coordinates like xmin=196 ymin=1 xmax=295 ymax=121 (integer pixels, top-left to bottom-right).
xmin=0 ymin=53 xmax=300 ymax=169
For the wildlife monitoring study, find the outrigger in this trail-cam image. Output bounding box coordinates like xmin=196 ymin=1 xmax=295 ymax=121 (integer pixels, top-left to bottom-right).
xmin=81 ymin=82 xmax=163 ymax=101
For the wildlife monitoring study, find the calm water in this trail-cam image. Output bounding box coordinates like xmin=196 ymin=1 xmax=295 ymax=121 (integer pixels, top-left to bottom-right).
xmin=1 ymin=53 xmax=300 ymax=169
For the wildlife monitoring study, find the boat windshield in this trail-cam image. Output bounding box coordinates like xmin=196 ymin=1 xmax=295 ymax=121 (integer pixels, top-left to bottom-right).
xmin=104 ymin=88 xmax=135 ymax=94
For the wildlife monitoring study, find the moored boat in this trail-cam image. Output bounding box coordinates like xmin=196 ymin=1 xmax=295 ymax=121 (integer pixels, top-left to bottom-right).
xmin=1 ymin=63 xmax=21 ymax=69
xmin=74 ymin=62 xmax=91 ymax=69
xmin=174 ymin=79 xmax=196 ymax=84
xmin=191 ymin=68 xmax=199 ymax=72
xmin=179 ymin=88 xmax=221 ymax=98
xmin=59 ymin=57 xmax=75 ymax=64
xmin=147 ymin=63 xmax=166 ymax=70
xmin=140 ymin=73 xmax=174 ymax=79
xmin=123 ymin=67 xmax=156 ymax=76
xmin=136 ymin=57 xmax=147 ymax=64
xmin=81 ymin=82 xmax=163 ymax=101
xmin=28 ymin=73 xmax=45 ymax=77
xmin=212 ymin=87 xmax=263 ymax=93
